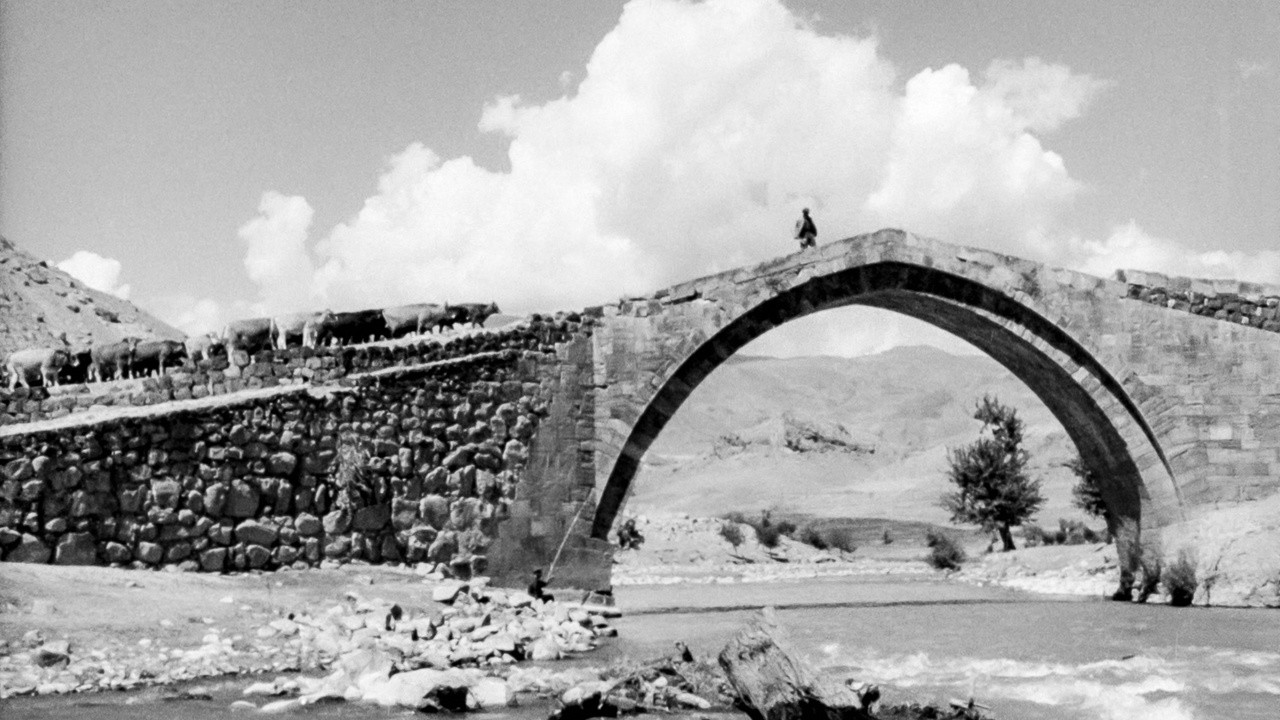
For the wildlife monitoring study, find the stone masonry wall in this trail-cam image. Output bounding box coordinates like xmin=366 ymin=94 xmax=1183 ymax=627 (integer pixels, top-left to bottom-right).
xmin=0 ymin=324 xmax=569 ymax=427
xmin=0 ymin=317 xmax=605 ymax=584
xmin=1121 ymin=269 xmax=1280 ymax=332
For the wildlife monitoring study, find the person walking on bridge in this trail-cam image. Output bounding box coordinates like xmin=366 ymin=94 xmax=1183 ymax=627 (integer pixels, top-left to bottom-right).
xmin=795 ymin=208 xmax=817 ymax=250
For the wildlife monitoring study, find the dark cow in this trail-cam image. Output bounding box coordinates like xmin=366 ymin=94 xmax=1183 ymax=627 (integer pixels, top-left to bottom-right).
xmin=131 ymin=340 xmax=187 ymax=378
xmin=5 ymin=348 xmax=71 ymax=390
xmin=312 ymin=309 xmax=386 ymax=347
xmin=271 ymin=311 xmax=330 ymax=349
xmin=455 ymin=302 xmax=501 ymax=328
xmin=381 ymin=303 xmax=458 ymax=338
xmin=90 ymin=338 xmax=141 ymax=382
xmin=222 ymin=318 xmax=274 ymax=357
xmin=184 ymin=333 xmax=225 ymax=364
xmin=58 ymin=348 xmax=95 ymax=385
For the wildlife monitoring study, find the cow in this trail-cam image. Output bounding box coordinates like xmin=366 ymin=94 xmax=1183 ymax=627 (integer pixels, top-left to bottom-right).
xmin=58 ymin=348 xmax=95 ymax=385
xmin=271 ymin=311 xmax=330 ymax=350
xmin=184 ymin=333 xmax=225 ymax=364
xmin=90 ymin=338 xmax=141 ymax=382
xmin=381 ymin=303 xmax=459 ymax=338
xmin=222 ymin=318 xmax=274 ymax=357
xmin=6 ymin=348 xmax=72 ymax=390
xmin=131 ymin=339 xmax=187 ymax=378
xmin=455 ymin=302 xmax=501 ymax=329
xmin=311 ymin=309 xmax=386 ymax=347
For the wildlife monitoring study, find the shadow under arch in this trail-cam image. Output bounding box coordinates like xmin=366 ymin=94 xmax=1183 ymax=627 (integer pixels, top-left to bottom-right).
xmin=590 ymin=262 xmax=1179 ymax=572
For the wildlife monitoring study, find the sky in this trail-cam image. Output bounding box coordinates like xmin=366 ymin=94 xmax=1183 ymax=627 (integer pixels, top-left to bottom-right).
xmin=2 ymin=0 xmax=1278 ymax=357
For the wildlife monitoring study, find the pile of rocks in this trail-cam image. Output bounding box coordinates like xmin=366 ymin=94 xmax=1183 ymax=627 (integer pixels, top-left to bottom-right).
xmin=0 ymin=577 xmax=619 ymax=701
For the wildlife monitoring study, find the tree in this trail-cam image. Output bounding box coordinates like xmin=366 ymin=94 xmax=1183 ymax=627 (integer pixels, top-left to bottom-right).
xmin=942 ymin=395 xmax=1044 ymax=551
xmin=1066 ymin=454 xmax=1109 ymax=521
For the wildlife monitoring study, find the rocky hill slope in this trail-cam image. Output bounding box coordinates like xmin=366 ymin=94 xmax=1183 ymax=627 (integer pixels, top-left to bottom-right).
xmin=629 ymin=346 xmax=1083 ymax=525
xmin=0 ymin=236 xmax=181 ymax=357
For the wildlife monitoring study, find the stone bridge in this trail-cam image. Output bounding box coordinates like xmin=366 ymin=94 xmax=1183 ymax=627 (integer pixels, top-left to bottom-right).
xmin=5 ymin=228 xmax=1280 ymax=598
xmin=497 ymin=228 xmax=1280 ymax=591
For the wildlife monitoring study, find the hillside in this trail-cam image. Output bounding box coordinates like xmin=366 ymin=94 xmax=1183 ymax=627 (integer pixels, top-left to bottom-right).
xmin=628 ymin=345 xmax=1084 ymax=526
xmin=0 ymin=236 xmax=181 ymax=357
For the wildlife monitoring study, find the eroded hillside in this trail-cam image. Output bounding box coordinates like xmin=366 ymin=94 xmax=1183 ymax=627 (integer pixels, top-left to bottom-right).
xmin=0 ymin=236 xmax=181 ymax=357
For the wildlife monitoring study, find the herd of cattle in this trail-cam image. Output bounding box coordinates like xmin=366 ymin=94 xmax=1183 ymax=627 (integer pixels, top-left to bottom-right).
xmin=3 ymin=301 xmax=500 ymax=391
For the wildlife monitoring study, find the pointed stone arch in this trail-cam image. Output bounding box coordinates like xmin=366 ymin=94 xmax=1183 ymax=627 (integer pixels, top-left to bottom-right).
xmin=587 ymin=231 xmax=1182 ymax=583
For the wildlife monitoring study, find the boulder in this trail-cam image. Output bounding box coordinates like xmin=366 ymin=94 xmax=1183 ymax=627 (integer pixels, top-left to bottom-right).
xmin=471 ymin=677 xmax=513 ymax=709
xmin=427 ymin=531 xmax=457 ymax=563
xmin=245 ymin=544 xmax=272 ymax=568
xmin=136 ymin=541 xmax=163 ymax=565
xmin=391 ymin=498 xmax=418 ymax=530
xmin=432 ymin=581 xmax=468 ymax=604
xmin=353 ymin=504 xmax=390 ymax=532
xmin=323 ymin=509 xmax=351 ymax=535
xmin=528 ymin=636 xmax=561 ymax=661
xmin=267 ymin=452 xmax=297 ymax=476
xmin=224 ymin=480 xmax=260 ymax=518
xmin=200 ymin=547 xmax=227 ymax=572
xmin=53 ymin=532 xmax=97 ymax=565
xmin=419 ymin=495 xmax=449 ymax=529
xmin=3 ymin=458 xmax=35 ymax=483
xmin=235 ymin=519 xmax=279 ymax=547
xmin=7 ymin=534 xmax=50 ymax=563
xmin=295 ymin=513 xmax=322 ymax=536
xmin=102 ymin=541 xmax=132 ymax=564
xmin=151 ymin=478 xmax=182 ymax=508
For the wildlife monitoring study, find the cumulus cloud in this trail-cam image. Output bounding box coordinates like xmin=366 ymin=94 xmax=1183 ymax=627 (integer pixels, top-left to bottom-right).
xmin=1078 ymin=222 xmax=1280 ymax=285
xmin=238 ymin=191 xmax=317 ymax=315
xmin=211 ymin=0 xmax=1275 ymax=355
xmin=57 ymin=250 xmax=132 ymax=299
xmin=153 ymin=294 xmax=225 ymax=336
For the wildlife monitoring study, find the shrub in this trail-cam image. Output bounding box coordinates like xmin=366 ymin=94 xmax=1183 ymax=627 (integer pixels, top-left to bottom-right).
xmin=882 ymin=527 xmax=894 ymax=545
xmin=724 ymin=510 xmax=794 ymax=550
xmin=798 ymin=524 xmax=827 ymax=550
xmin=718 ymin=521 xmax=745 ymax=549
xmin=1058 ymin=518 xmax=1100 ymax=545
xmin=1163 ymin=550 xmax=1197 ymax=607
xmin=754 ymin=522 xmax=785 ymax=549
xmin=822 ymin=528 xmax=858 ymax=553
xmin=1022 ymin=523 xmax=1050 ymax=547
xmin=925 ymin=530 xmax=966 ymax=570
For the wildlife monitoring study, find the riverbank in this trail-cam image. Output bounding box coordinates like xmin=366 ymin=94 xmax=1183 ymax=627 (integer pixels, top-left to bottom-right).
xmin=0 ymin=561 xmax=616 ymax=701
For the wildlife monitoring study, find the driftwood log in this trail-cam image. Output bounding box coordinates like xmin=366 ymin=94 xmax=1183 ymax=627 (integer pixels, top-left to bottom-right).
xmin=717 ymin=607 xmax=873 ymax=720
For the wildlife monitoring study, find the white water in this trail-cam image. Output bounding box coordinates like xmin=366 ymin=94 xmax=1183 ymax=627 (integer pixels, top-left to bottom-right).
xmin=613 ymin=576 xmax=1280 ymax=719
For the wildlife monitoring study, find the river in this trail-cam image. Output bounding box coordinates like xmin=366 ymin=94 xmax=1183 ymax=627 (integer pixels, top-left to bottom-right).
xmin=5 ymin=573 xmax=1278 ymax=719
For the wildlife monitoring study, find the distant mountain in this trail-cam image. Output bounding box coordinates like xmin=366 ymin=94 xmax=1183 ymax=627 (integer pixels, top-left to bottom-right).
xmin=0 ymin=236 xmax=182 ymax=357
xmin=628 ymin=346 xmax=1084 ymax=526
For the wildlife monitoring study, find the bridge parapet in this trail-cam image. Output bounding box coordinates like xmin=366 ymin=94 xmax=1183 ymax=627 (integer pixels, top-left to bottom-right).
xmin=1120 ymin=269 xmax=1280 ymax=333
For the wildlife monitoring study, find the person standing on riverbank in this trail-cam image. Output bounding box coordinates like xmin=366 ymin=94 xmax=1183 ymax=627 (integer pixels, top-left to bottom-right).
xmin=528 ymin=569 xmax=554 ymax=602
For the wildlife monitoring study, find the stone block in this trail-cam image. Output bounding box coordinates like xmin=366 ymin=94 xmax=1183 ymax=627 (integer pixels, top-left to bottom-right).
xmin=103 ymin=541 xmax=132 ymax=564
xmin=54 ymin=532 xmax=97 ymax=565
xmin=294 ymin=512 xmax=322 ymax=536
xmin=323 ymin=509 xmax=351 ymax=535
xmin=235 ymin=519 xmax=279 ymax=546
xmin=200 ymin=547 xmax=227 ymax=572
xmin=245 ymin=544 xmax=271 ymax=568
xmin=353 ymin=504 xmax=390 ymax=531
xmin=136 ymin=541 xmax=163 ymax=565
xmin=224 ymin=480 xmax=259 ymax=517
xmin=7 ymin=533 xmax=50 ymax=563
xmin=3 ymin=458 xmax=34 ymax=482
xmin=166 ymin=542 xmax=193 ymax=562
